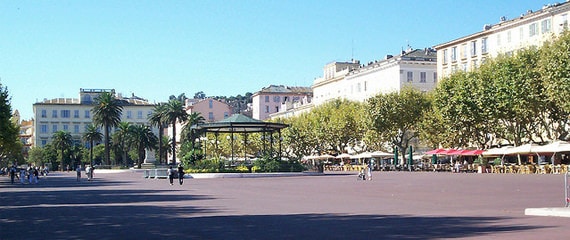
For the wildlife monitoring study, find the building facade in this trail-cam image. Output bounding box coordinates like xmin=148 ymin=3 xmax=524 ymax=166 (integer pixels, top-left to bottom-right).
xmin=32 ymin=89 xmax=156 ymax=147
xmin=312 ymin=49 xmax=437 ymax=105
xmin=434 ymin=2 xmax=570 ymax=79
xmin=185 ymin=98 xmax=232 ymax=123
xmin=251 ymin=85 xmax=312 ymax=120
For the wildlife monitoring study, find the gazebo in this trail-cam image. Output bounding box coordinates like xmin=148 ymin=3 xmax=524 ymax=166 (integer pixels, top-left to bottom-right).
xmin=190 ymin=114 xmax=289 ymax=161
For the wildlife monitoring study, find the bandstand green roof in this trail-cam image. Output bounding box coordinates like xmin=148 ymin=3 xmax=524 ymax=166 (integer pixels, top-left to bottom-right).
xmin=191 ymin=114 xmax=289 ymax=133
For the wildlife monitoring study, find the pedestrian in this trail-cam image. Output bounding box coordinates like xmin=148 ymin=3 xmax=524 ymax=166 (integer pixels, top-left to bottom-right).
xmin=85 ymin=165 xmax=92 ymax=181
xmin=9 ymin=165 xmax=16 ymax=184
xmin=167 ymin=166 xmax=174 ymax=185
xmin=66 ymin=164 xmax=70 ymax=172
xmin=32 ymin=167 xmax=39 ymax=184
xmin=19 ymin=168 xmax=26 ymax=184
xmin=366 ymin=164 xmax=372 ymax=181
xmin=76 ymin=165 xmax=81 ymax=181
xmin=177 ymin=164 xmax=184 ymax=185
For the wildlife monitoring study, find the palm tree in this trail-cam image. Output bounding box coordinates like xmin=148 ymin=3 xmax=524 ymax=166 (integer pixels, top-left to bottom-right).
xmin=164 ymin=99 xmax=188 ymax=165
xmin=82 ymin=124 xmax=103 ymax=167
xmin=148 ymin=103 xmax=167 ymax=164
xmin=114 ymin=122 xmax=133 ymax=166
xmin=181 ymin=112 xmax=205 ymax=152
xmin=92 ymin=91 xmax=123 ymax=165
xmin=130 ymin=124 xmax=158 ymax=168
xmin=52 ymin=130 xmax=73 ymax=170
xmin=160 ymin=135 xmax=173 ymax=162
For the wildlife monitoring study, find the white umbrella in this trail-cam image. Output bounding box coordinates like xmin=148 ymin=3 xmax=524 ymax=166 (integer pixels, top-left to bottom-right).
xmin=371 ymin=151 xmax=393 ymax=158
xmin=533 ymin=140 xmax=570 ymax=153
xmin=504 ymin=143 xmax=542 ymax=155
xmin=351 ymin=152 xmax=373 ymax=159
xmin=335 ymin=153 xmax=352 ymax=159
xmin=482 ymin=146 xmax=514 ymax=156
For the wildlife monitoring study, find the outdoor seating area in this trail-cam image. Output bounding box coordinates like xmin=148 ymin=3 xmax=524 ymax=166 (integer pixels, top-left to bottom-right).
xmin=307 ymin=140 xmax=570 ymax=175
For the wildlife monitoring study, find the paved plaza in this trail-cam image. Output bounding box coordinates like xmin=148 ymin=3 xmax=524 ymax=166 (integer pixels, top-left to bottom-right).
xmin=1 ymin=170 xmax=570 ymax=239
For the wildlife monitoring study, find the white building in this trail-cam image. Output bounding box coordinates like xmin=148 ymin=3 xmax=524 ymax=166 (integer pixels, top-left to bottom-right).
xmin=251 ymin=85 xmax=312 ymax=120
xmin=32 ymin=89 xmax=156 ymax=147
xmin=313 ymin=48 xmax=437 ymax=105
xmin=434 ymin=2 xmax=570 ymax=78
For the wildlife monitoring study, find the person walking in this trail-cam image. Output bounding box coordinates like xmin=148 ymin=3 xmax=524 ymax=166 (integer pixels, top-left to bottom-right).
xmin=177 ymin=164 xmax=184 ymax=185
xmin=76 ymin=165 xmax=82 ymax=181
xmin=9 ymin=165 xmax=16 ymax=184
xmin=167 ymin=166 xmax=174 ymax=185
xmin=85 ymin=165 xmax=92 ymax=181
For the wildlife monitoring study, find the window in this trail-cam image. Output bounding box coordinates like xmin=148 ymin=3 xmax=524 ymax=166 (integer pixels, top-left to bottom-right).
xmin=74 ymin=125 xmax=80 ymax=133
xmin=470 ymin=41 xmax=477 ymax=56
xmin=209 ymin=99 xmax=213 ymax=108
xmin=224 ymin=112 xmax=229 ymax=118
xmin=41 ymin=140 xmax=47 ymax=146
xmin=481 ymin=38 xmax=488 ymax=54
xmin=420 ymin=72 xmax=426 ymax=83
xmin=61 ymin=110 xmax=70 ymax=118
xmin=273 ymin=96 xmax=280 ymax=103
xmin=407 ymin=72 xmax=413 ymax=82
xmin=520 ymin=27 xmax=524 ymax=41
xmin=496 ymin=34 xmax=501 ymax=46
xmin=40 ymin=125 xmax=48 ymax=133
xmin=461 ymin=44 xmax=467 ymax=59
xmin=507 ymin=31 xmax=512 ymax=43
xmin=264 ymin=96 xmax=269 ymax=103
xmin=137 ymin=111 xmax=143 ymax=119
xmin=208 ymin=112 xmax=214 ymax=121
xmin=52 ymin=125 xmax=58 ymax=133
xmin=443 ymin=49 xmax=448 ymax=64
xmin=126 ymin=111 xmax=132 ymax=119
xmin=265 ymin=105 xmax=270 ymax=113
xmin=52 ymin=110 xmax=58 ymax=118
xmin=85 ymin=110 xmax=90 ymax=118
xmin=275 ymin=106 xmax=279 ymax=112
xmin=41 ymin=110 xmax=47 ymax=118
xmin=529 ymin=22 xmax=538 ymax=37
xmin=541 ymin=19 xmax=551 ymax=34
xmin=74 ymin=110 xmax=79 ymax=118
xmin=433 ymin=72 xmax=437 ymax=83
xmin=451 ymin=47 xmax=457 ymax=62
xmin=63 ymin=125 xmax=69 ymax=131
xmin=357 ymin=83 xmax=361 ymax=92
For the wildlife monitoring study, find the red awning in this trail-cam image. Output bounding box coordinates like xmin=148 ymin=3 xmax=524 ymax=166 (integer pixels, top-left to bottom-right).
xmin=425 ymin=148 xmax=446 ymax=155
xmin=460 ymin=149 xmax=485 ymax=156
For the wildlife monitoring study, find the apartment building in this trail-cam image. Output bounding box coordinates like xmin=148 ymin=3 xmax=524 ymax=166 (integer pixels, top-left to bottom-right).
xmin=185 ymin=98 xmax=232 ymax=123
xmin=32 ymin=89 xmax=156 ymax=147
xmin=251 ymin=85 xmax=312 ymax=120
xmin=434 ymin=2 xmax=570 ymax=78
xmin=313 ymin=48 xmax=437 ymax=105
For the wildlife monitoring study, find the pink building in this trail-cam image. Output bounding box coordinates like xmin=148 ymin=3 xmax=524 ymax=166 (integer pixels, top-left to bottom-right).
xmin=185 ymin=98 xmax=231 ymax=122
xmin=251 ymin=85 xmax=312 ymax=120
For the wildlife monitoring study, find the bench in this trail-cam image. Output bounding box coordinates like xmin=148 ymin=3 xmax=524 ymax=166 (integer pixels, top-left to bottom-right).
xmin=143 ymin=169 xmax=178 ymax=179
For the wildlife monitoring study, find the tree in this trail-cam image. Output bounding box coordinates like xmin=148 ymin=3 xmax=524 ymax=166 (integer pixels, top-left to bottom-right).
xmin=164 ymin=99 xmax=188 ymax=165
xmin=130 ymin=124 xmax=158 ymax=168
xmin=482 ymin=49 xmax=546 ymax=146
xmin=114 ymin=122 xmax=133 ymax=166
xmin=366 ymin=87 xmax=430 ymax=164
xmin=82 ymin=124 xmax=103 ymax=167
xmin=92 ymin=91 xmax=123 ymax=165
xmin=538 ymin=30 xmax=570 ymax=140
xmin=148 ymin=103 xmax=167 ymax=164
xmin=52 ymin=131 xmax=73 ymax=170
xmin=181 ymin=112 xmax=205 ymax=152
xmin=0 ymin=83 xmax=22 ymax=165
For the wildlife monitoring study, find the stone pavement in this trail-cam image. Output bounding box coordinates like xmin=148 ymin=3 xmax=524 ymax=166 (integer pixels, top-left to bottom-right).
xmin=1 ymin=170 xmax=570 ymax=239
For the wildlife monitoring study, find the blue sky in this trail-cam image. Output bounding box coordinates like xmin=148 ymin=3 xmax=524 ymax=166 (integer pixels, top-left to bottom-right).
xmin=1 ymin=0 xmax=545 ymax=119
